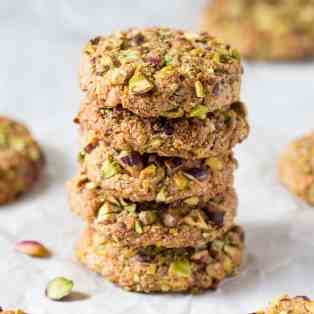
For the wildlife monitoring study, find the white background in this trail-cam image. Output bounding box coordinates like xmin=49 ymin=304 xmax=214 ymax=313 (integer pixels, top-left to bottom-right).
xmin=0 ymin=1 xmax=314 ymax=313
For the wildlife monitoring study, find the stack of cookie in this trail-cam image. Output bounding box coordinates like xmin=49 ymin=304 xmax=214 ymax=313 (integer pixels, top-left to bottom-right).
xmin=68 ymin=28 xmax=250 ymax=293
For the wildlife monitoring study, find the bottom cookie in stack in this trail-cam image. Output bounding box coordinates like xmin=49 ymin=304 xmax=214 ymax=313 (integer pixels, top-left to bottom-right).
xmin=76 ymin=225 xmax=245 ymax=293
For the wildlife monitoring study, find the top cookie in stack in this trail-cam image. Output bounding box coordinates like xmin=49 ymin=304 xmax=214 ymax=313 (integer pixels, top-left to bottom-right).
xmin=71 ymin=28 xmax=249 ymax=293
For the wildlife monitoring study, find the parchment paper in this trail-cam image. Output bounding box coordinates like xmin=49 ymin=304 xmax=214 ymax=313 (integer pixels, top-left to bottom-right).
xmin=1 ymin=1 xmax=314 ymax=313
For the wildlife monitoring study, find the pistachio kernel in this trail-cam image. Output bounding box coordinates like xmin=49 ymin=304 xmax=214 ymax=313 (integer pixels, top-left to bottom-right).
xmin=174 ymin=173 xmax=189 ymax=190
xmin=124 ymin=203 xmax=137 ymax=213
xmin=46 ymin=277 xmax=74 ymax=301
xmin=156 ymin=187 xmax=167 ymax=202
xmin=223 ymin=256 xmax=234 ymax=275
xmin=183 ymin=210 xmax=209 ymax=230
xmin=139 ymin=164 xmax=156 ymax=179
xmin=129 ymin=72 xmax=153 ymax=95
xmin=135 ymin=221 xmax=144 ymax=234
xmin=101 ymin=158 xmax=121 ymax=179
xmin=16 ymin=240 xmax=49 ymax=258
xmin=184 ymin=196 xmax=199 ymax=207
xmin=169 ymin=260 xmax=192 ymax=278
xmin=189 ymin=105 xmax=209 ymax=119
xmin=194 ymin=80 xmax=205 ymax=98
xmin=206 ymin=157 xmax=224 ymax=171
xmin=139 ymin=211 xmax=157 ymax=225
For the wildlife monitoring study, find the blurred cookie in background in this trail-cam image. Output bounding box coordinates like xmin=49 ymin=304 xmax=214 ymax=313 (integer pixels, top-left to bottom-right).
xmin=201 ymin=0 xmax=314 ymax=61
xmin=252 ymin=295 xmax=314 ymax=313
xmin=278 ymin=132 xmax=314 ymax=206
xmin=0 ymin=116 xmax=44 ymax=204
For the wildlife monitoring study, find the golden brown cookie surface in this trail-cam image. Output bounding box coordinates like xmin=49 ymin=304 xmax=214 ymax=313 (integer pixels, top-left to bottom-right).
xmin=0 ymin=116 xmax=44 ymax=204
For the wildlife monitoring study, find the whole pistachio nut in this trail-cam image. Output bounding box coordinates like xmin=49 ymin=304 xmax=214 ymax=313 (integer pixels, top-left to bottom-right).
xmin=16 ymin=240 xmax=49 ymax=258
xmin=46 ymin=277 xmax=74 ymax=301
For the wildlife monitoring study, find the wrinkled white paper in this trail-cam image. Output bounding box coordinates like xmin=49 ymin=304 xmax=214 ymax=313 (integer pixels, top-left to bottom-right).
xmin=1 ymin=1 xmax=314 ymax=313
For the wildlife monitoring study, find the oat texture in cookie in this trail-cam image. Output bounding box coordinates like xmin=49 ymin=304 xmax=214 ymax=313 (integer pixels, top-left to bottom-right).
xmin=278 ymin=132 xmax=314 ymax=206
xmin=202 ymin=0 xmax=314 ymax=60
xmin=78 ymin=140 xmax=236 ymax=203
xmin=80 ymin=27 xmax=242 ymax=119
xmin=76 ymin=99 xmax=249 ymax=159
xmin=253 ymin=295 xmax=314 ymax=314
xmin=76 ymin=225 xmax=244 ymax=293
xmin=68 ymin=175 xmax=237 ymax=248
xmin=0 ymin=116 xmax=44 ymax=204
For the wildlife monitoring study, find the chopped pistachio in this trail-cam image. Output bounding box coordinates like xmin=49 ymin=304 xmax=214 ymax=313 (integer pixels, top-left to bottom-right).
xmin=156 ymin=187 xmax=167 ymax=202
xmin=194 ymin=80 xmax=205 ymax=98
xmin=108 ymin=67 xmax=133 ymax=85
xmin=184 ymin=196 xmax=199 ymax=207
xmin=164 ymin=54 xmax=172 ymax=65
xmin=206 ymin=157 xmax=224 ymax=171
xmin=149 ymin=138 xmax=162 ymax=148
xmin=174 ymin=173 xmax=189 ymax=190
xmin=231 ymin=49 xmax=241 ymax=60
xmin=16 ymin=240 xmax=49 ymax=258
xmin=101 ymin=158 xmax=120 ymax=179
xmin=189 ymin=105 xmax=209 ymax=119
xmin=223 ymin=256 xmax=234 ymax=275
xmin=155 ymin=65 xmax=175 ymax=79
xmin=183 ymin=210 xmax=208 ymax=229
xmin=139 ymin=211 xmax=157 ymax=225
xmin=224 ymin=245 xmax=242 ymax=265
xmin=135 ymin=221 xmax=144 ymax=234
xmin=129 ymin=72 xmax=153 ymax=94
xmin=139 ymin=164 xmax=156 ymax=179
xmin=169 ymin=260 xmax=192 ymax=278
xmin=46 ymin=277 xmax=74 ymax=301
xmin=124 ymin=203 xmax=137 ymax=213
xmin=212 ymin=240 xmax=224 ymax=252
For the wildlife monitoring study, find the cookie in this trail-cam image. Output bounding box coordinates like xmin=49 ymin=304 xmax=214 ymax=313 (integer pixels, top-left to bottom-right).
xmin=80 ymin=27 xmax=242 ymax=119
xmin=253 ymin=295 xmax=314 ymax=313
xmin=278 ymin=132 xmax=314 ymax=206
xmin=0 ymin=310 xmax=25 ymax=314
xmin=76 ymin=99 xmax=249 ymax=160
xmin=76 ymin=225 xmax=244 ymax=293
xmin=0 ymin=117 xmax=44 ymax=204
xmin=202 ymin=0 xmax=314 ymax=60
xmin=78 ymin=140 xmax=235 ymax=203
xmin=68 ymin=175 xmax=237 ymax=248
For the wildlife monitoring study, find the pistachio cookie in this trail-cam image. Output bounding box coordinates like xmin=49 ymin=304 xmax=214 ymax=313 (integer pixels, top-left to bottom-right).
xmin=278 ymin=132 xmax=314 ymax=206
xmin=78 ymin=140 xmax=235 ymax=203
xmin=0 ymin=310 xmax=26 ymax=314
xmin=253 ymin=295 xmax=314 ymax=313
xmin=80 ymin=27 xmax=242 ymax=119
xmin=76 ymin=99 xmax=249 ymax=159
xmin=202 ymin=0 xmax=314 ymax=60
xmin=68 ymin=175 xmax=237 ymax=248
xmin=0 ymin=116 xmax=44 ymax=204
xmin=76 ymin=225 xmax=244 ymax=293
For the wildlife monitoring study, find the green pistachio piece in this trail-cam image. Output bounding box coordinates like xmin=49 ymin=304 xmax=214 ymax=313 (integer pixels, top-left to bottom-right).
xmin=149 ymin=138 xmax=162 ymax=148
xmin=184 ymin=196 xmax=199 ymax=207
xmin=164 ymin=54 xmax=172 ymax=65
xmin=206 ymin=157 xmax=224 ymax=171
xmin=155 ymin=65 xmax=175 ymax=79
xmin=231 ymin=49 xmax=241 ymax=60
xmin=139 ymin=211 xmax=157 ymax=225
xmin=223 ymin=256 xmax=234 ymax=275
xmin=101 ymin=158 xmax=121 ymax=179
xmin=174 ymin=173 xmax=189 ymax=190
xmin=140 ymin=164 xmax=156 ymax=179
xmin=156 ymin=187 xmax=167 ymax=202
xmin=189 ymin=105 xmax=209 ymax=119
xmin=194 ymin=80 xmax=205 ymax=98
xmin=124 ymin=203 xmax=137 ymax=213
xmin=183 ymin=210 xmax=208 ymax=229
xmin=46 ymin=277 xmax=74 ymax=301
xmin=169 ymin=260 xmax=192 ymax=278
xmin=108 ymin=67 xmax=133 ymax=85
xmin=135 ymin=221 xmax=143 ymax=234
xmin=98 ymin=202 xmax=121 ymax=215
xmin=129 ymin=72 xmax=153 ymax=95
